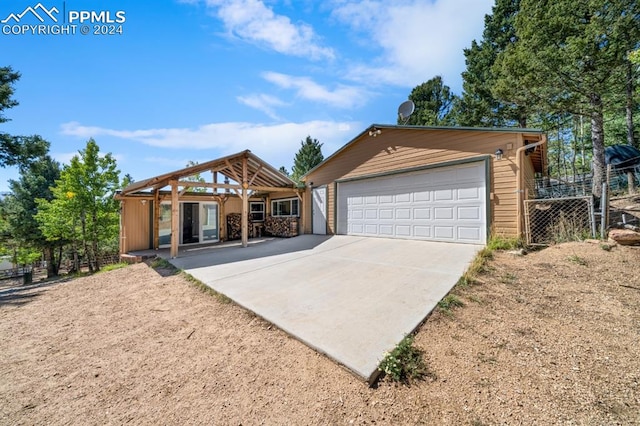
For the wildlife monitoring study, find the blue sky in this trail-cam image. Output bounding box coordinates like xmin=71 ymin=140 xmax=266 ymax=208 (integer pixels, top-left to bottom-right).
xmin=0 ymin=0 xmax=493 ymax=191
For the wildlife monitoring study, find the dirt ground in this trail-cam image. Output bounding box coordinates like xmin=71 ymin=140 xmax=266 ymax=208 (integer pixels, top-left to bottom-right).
xmin=1 ymin=241 xmax=639 ymax=425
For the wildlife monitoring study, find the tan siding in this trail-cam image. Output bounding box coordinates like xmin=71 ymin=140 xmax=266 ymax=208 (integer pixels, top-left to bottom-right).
xmin=523 ymin=156 xmax=536 ymax=200
xmin=122 ymin=199 xmax=151 ymax=251
xmin=327 ymin=184 xmax=336 ymax=234
xmin=303 ymin=128 xmax=545 ymax=239
xmin=302 ymin=189 xmax=312 ymax=234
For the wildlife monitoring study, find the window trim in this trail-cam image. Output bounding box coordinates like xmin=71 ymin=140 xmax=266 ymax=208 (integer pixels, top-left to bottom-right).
xmin=271 ymin=197 xmax=299 ymax=217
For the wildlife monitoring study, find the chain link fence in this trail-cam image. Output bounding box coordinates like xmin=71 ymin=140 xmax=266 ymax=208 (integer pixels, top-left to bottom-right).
xmin=524 ymin=196 xmax=596 ymax=245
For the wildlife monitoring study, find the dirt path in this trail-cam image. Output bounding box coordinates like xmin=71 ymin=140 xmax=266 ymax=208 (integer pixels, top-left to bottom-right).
xmin=1 ymin=242 xmax=639 ymax=425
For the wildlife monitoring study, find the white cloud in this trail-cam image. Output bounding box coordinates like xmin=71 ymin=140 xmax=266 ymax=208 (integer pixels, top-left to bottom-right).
xmin=263 ymin=72 xmax=366 ymax=108
xmin=61 ymin=120 xmax=359 ymax=170
xmin=331 ymin=0 xmax=493 ymax=90
xmin=237 ymin=93 xmax=287 ymax=120
xmin=201 ymin=0 xmax=335 ymax=60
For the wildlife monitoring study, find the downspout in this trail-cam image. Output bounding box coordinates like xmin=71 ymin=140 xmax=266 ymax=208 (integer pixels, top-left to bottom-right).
xmin=515 ymin=135 xmax=547 ymax=237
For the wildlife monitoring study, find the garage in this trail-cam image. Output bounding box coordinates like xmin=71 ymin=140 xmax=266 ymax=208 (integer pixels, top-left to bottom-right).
xmin=336 ymin=162 xmax=487 ymax=244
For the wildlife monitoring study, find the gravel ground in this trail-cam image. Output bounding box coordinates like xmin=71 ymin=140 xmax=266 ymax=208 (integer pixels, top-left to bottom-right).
xmin=1 ymin=241 xmax=639 ymax=425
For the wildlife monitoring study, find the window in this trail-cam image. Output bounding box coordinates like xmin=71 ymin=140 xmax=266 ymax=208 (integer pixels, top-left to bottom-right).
xmin=250 ymin=201 xmax=265 ymax=222
xmin=271 ymin=198 xmax=299 ymax=217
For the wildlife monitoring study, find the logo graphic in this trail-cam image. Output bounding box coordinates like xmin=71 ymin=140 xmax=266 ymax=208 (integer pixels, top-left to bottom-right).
xmin=2 ymin=3 xmax=126 ymax=36
xmin=1 ymin=3 xmax=59 ymax=24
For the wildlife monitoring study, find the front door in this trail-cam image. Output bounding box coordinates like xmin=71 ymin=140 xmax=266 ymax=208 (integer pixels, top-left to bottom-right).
xmin=181 ymin=203 xmax=199 ymax=244
xmin=312 ymin=186 xmax=327 ymax=235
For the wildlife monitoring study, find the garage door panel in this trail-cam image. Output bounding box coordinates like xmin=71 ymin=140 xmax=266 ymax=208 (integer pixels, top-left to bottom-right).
xmin=434 ymin=207 xmax=454 ymax=220
xmin=435 ymin=189 xmax=454 ymax=201
xmin=434 ymin=226 xmax=455 ymax=239
xmin=364 ymin=224 xmax=378 ymax=234
xmin=458 ymin=186 xmax=480 ymax=200
xmin=458 ymin=227 xmax=481 ymax=241
xmin=414 ymin=191 xmax=430 ymax=202
xmin=338 ymin=162 xmax=486 ymax=244
xmin=396 ymin=208 xmax=411 ymax=219
xmin=414 ymin=226 xmax=431 ymax=237
xmin=458 ymin=206 xmax=480 ymax=220
xmin=414 ymin=208 xmax=430 ymax=219
xmin=379 ymin=209 xmax=394 ymax=219
xmin=379 ymin=225 xmax=394 ymax=235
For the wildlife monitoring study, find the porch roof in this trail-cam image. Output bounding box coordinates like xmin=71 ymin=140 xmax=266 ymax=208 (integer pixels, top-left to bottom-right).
xmin=120 ymin=150 xmax=297 ymax=196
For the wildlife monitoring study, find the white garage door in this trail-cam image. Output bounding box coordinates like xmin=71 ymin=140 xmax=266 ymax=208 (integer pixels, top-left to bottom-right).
xmin=337 ymin=162 xmax=487 ymax=244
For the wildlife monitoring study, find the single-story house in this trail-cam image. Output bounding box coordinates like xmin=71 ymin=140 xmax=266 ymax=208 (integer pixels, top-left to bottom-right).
xmin=117 ymin=125 xmax=546 ymax=257
xmin=116 ymin=150 xmax=302 ymax=257
xmin=301 ymin=125 xmax=547 ymax=245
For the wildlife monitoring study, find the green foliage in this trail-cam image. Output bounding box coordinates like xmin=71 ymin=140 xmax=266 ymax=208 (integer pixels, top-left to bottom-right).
xmin=402 ymin=76 xmax=457 ymax=126
xmin=150 ymin=257 xmax=173 ymax=269
xmin=0 ymin=66 xmax=19 ymax=123
xmin=278 ymin=166 xmax=289 ymax=177
xmin=98 ymin=262 xmax=128 ymax=273
xmin=291 ymin=136 xmax=323 ymax=181
xmin=630 ymin=49 xmax=640 ymax=66
xmin=0 ymin=66 xmax=49 ymax=168
xmin=36 ymin=139 xmax=122 ymax=272
xmin=568 ymin=253 xmax=588 ymax=266
xmin=492 ymin=0 xmax=640 ymax=196
xmin=183 ymin=160 xmax=206 ymax=192
xmin=456 ymin=0 xmax=528 ymax=127
xmin=486 ymin=234 xmax=522 ymax=251
xmin=437 ymin=294 xmax=464 ymax=314
xmin=378 ymin=335 xmax=430 ymax=383
xmin=3 ymin=154 xmax=62 ymax=276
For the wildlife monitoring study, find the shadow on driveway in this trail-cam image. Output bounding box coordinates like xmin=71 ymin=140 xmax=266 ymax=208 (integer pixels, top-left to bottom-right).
xmin=145 ymin=235 xmax=334 ymax=270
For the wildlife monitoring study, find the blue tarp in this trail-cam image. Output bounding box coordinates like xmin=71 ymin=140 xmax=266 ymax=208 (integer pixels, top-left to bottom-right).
xmin=605 ymin=145 xmax=640 ymax=171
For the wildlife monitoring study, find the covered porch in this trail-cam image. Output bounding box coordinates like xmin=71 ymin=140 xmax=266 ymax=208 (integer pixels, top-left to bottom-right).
xmin=116 ymin=150 xmax=302 ymax=258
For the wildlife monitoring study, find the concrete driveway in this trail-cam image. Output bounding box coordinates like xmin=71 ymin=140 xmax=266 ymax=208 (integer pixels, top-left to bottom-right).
xmin=169 ymin=235 xmax=482 ymax=383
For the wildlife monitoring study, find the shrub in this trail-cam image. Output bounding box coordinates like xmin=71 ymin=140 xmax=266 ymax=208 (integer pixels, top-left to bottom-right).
xmin=378 ymin=335 xmax=430 ymax=383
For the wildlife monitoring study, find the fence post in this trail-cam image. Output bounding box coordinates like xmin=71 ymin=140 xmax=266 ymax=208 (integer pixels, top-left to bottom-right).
xmin=600 ymin=182 xmax=608 ymax=240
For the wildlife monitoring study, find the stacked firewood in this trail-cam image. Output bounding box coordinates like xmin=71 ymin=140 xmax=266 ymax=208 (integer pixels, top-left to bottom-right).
xmin=226 ymin=213 xmax=243 ymax=240
xmin=264 ymin=216 xmax=298 ymax=237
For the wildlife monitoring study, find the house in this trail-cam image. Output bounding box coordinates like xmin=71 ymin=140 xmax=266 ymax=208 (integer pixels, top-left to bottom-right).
xmin=116 ymin=150 xmax=301 ymax=257
xmin=117 ymin=126 xmax=547 ymax=257
xmin=301 ymin=125 xmax=547 ymax=244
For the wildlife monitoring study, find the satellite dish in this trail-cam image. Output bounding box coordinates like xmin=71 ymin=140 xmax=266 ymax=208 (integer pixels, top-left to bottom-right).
xmin=398 ymin=100 xmax=415 ymax=124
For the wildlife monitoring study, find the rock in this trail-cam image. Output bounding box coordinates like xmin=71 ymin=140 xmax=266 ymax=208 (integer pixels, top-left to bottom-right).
xmin=608 ymin=228 xmax=640 ymax=245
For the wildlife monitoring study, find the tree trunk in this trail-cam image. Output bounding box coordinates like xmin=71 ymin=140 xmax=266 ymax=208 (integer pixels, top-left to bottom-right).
xmin=92 ymin=210 xmax=100 ymax=272
xmin=56 ymin=246 xmax=63 ymax=275
xmin=627 ymin=59 xmax=636 ymax=149
xmin=626 ymin=59 xmax=636 ymax=194
xmin=590 ymin=94 xmax=605 ymax=200
xmin=81 ymin=213 xmax=94 ymax=273
xmin=45 ymin=246 xmax=58 ymax=278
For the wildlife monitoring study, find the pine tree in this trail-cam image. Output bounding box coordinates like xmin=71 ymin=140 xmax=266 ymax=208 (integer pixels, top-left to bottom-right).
xmin=401 ymin=76 xmax=457 ymax=126
xmin=291 ymin=136 xmax=323 ymax=181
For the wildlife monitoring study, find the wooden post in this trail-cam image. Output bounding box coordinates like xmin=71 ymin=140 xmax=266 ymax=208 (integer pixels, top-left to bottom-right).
xmin=241 ymin=155 xmax=249 ymax=248
xmin=170 ymin=180 xmax=179 ymax=258
xmin=153 ymin=189 xmax=160 ymax=249
xmin=120 ymin=200 xmax=126 ymax=255
xmin=220 ymin=195 xmax=226 ymax=241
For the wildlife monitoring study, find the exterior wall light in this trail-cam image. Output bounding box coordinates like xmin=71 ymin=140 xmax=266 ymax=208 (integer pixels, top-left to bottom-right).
xmin=495 ymin=148 xmax=504 ymax=160
xmin=369 ymin=127 xmax=382 ymax=137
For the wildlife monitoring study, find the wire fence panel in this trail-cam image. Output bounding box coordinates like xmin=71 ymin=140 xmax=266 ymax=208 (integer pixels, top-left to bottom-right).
xmin=524 ymin=196 xmax=596 ymax=245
